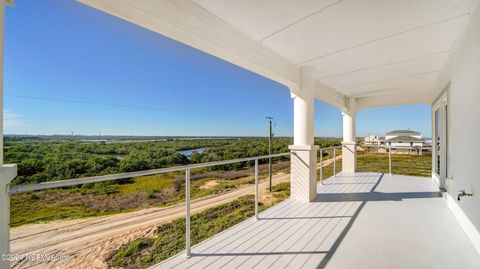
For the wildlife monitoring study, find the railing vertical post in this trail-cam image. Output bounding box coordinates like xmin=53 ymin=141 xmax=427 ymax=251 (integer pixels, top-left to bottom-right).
xmin=333 ymin=147 xmax=337 ymax=177
xmin=319 ymin=149 xmax=323 ymax=183
xmin=254 ymin=159 xmax=259 ymax=220
xmin=185 ymin=169 xmax=191 ymax=257
xmin=388 ymin=147 xmax=392 ymax=175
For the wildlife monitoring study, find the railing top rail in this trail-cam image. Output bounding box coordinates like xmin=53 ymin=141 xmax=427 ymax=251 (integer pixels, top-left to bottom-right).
xmin=318 ymin=145 xmax=343 ymax=150
xmin=362 ymin=145 xmax=430 ymax=150
xmin=9 ymin=152 xmax=291 ymax=194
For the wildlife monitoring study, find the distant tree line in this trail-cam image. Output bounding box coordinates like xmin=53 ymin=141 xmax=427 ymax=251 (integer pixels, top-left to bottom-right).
xmin=5 ymin=137 xmax=341 ymax=184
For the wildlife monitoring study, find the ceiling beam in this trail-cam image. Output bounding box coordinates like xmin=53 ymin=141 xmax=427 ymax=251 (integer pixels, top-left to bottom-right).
xmin=356 ymin=90 xmax=431 ymax=110
xmin=314 ymin=80 xmax=347 ymax=111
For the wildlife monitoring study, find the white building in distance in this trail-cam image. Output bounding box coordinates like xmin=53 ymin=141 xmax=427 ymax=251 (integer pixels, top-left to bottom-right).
xmin=364 ymin=135 xmax=383 ymax=146
xmin=385 ymin=130 xmax=423 ymax=147
xmin=384 ymin=130 xmax=425 ymax=155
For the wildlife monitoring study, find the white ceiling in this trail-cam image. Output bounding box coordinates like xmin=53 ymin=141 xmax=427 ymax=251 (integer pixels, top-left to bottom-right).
xmin=193 ymin=0 xmax=479 ymax=98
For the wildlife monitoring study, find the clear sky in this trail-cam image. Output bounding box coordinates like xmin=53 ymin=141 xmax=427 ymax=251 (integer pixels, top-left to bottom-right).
xmin=4 ymin=0 xmax=431 ymax=138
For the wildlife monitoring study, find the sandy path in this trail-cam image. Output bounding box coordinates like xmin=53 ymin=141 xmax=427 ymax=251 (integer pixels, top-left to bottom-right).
xmin=10 ymin=155 xmax=341 ymax=269
xmin=317 ymin=154 xmax=342 ymax=169
xmin=10 ymin=174 xmax=290 ymax=269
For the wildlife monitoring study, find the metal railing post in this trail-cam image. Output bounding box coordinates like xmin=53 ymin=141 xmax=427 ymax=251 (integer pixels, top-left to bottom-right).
xmin=333 ymin=147 xmax=337 ymax=177
xmin=388 ymin=147 xmax=392 ymax=175
xmin=254 ymin=159 xmax=259 ymax=220
xmin=185 ymin=169 xmax=191 ymax=257
xmin=319 ymin=149 xmax=323 ymax=183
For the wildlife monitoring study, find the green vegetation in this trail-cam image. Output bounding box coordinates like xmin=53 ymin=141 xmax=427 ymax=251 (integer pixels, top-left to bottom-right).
xmin=5 ymin=137 xmax=341 ymax=185
xmin=10 ymin=161 xmax=290 ymax=227
xmin=103 ymin=148 xmax=431 ymax=269
xmin=7 ymin=137 xmax=433 ymax=227
xmin=108 ymin=182 xmax=290 ymax=269
xmin=7 ymin=137 xmax=341 ymax=227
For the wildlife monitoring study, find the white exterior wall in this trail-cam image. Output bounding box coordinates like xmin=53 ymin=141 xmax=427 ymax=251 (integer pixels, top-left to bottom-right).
xmin=432 ymin=4 xmax=480 ymax=255
xmin=389 ymin=142 xmax=423 ymax=147
xmin=364 ymin=135 xmax=378 ymax=143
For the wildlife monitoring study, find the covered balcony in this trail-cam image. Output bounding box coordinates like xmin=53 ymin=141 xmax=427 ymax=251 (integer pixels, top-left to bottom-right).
xmin=157 ymin=173 xmax=480 ymax=269
xmin=1 ymin=0 xmax=480 ymax=268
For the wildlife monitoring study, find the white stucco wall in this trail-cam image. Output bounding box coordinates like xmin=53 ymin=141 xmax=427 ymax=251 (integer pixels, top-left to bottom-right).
xmin=433 ymin=3 xmax=480 ymax=253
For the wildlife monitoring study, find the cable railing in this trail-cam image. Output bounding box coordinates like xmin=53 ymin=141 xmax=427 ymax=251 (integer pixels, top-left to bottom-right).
xmin=318 ymin=145 xmax=343 ymax=182
xmin=357 ymin=145 xmax=432 ymax=177
xmin=2 ymin=144 xmax=433 ymax=268
xmin=2 ymin=151 xmax=292 ymax=267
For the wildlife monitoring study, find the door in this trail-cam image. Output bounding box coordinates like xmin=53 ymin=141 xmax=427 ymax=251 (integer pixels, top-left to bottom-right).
xmin=433 ymin=95 xmax=447 ymax=188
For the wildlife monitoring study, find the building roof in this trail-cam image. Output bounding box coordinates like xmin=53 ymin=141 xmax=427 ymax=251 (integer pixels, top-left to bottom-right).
xmin=385 ymin=135 xmax=424 ymax=143
xmin=386 ymin=130 xmax=421 ymax=136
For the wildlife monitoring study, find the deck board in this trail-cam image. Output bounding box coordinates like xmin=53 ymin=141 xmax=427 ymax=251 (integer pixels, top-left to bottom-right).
xmin=155 ymin=173 xmax=480 ymax=269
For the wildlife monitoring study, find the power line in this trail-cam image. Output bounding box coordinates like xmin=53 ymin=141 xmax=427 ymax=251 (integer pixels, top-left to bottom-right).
xmin=5 ymin=93 xmax=265 ymax=119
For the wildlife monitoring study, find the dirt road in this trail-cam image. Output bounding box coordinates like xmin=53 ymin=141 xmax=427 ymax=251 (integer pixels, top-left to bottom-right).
xmin=10 ymin=155 xmax=341 ymax=269
xmin=10 ymin=174 xmax=290 ymax=268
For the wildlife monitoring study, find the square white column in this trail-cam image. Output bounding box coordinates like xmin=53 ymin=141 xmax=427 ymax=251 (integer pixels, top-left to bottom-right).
xmin=289 ymin=145 xmax=319 ymax=202
xmin=342 ymin=142 xmax=357 ymax=174
xmin=289 ymin=66 xmax=317 ymax=202
xmin=342 ymin=99 xmax=357 ymax=174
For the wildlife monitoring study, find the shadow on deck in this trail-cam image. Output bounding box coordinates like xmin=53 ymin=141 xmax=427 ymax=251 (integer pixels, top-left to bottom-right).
xmin=155 ymin=173 xmax=480 ymax=269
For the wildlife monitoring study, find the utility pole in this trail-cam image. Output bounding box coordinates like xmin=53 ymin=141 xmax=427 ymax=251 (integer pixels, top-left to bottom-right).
xmin=266 ymin=117 xmax=274 ymax=192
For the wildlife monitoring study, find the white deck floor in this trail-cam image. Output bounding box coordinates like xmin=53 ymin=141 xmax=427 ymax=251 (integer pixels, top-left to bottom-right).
xmin=155 ymin=173 xmax=480 ymax=269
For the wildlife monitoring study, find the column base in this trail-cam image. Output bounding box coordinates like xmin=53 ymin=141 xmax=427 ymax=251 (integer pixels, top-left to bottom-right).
xmin=341 ymin=142 xmax=357 ymax=174
xmin=0 ymin=164 xmax=17 ymax=269
xmin=289 ymin=145 xmax=319 ymax=202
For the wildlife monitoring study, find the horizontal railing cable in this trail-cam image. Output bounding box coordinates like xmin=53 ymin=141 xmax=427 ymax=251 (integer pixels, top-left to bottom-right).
xmin=9 ymin=152 xmax=291 ymax=194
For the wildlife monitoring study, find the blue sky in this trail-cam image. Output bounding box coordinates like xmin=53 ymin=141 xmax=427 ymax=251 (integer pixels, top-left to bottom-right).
xmin=4 ymin=0 xmax=431 ymax=137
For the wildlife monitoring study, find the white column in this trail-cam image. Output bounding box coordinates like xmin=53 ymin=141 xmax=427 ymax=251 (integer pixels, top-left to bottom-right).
xmin=342 ymin=99 xmax=357 ymax=174
xmin=342 ymin=112 xmax=355 ymax=143
xmin=0 ymin=3 xmax=17 ymax=269
xmin=0 ymin=1 xmax=6 ymax=266
xmin=0 ymin=0 xmax=5 ymax=167
xmin=289 ymin=67 xmax=318 ymax=202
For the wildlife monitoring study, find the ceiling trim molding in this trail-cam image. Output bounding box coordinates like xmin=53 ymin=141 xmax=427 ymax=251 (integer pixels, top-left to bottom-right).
xmin=356 ymin=90 xmax=431 ymax=110
xmin=334 ymin=70 xmax=440 ymax=90
xmin=314 ymin=80 xmax=347 ymax=110
xmin=317 ymin=50 xmax=450 ymax=80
